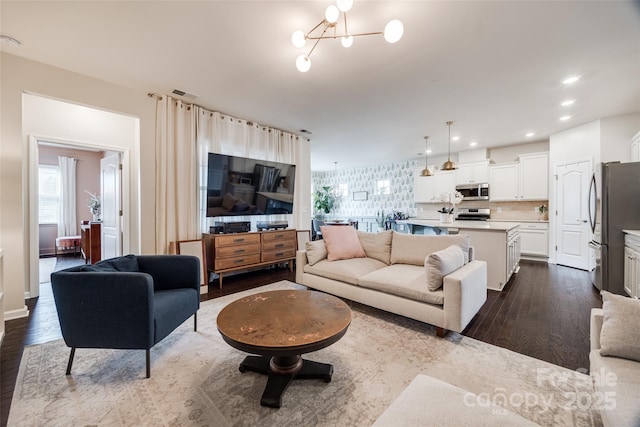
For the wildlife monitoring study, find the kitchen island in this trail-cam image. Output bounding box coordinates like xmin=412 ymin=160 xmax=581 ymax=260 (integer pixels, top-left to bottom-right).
xmin=398 ymin=219 xmax=520 ymax=291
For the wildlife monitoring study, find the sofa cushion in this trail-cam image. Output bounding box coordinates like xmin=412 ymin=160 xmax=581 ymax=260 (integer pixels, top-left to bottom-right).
xmin=359 ymin=264 xmax=444 ymax=305
xmin=390 ymin=233 xmax=470 ymax=266
xmin=231 ymin=200 xmax=250 ymax=212
xmin=321 ymin=225 xmax=366 ymax=261
xmin=357 ymin=230 xmax=392 ymax=265
xmin=600 ymin=291 xmax=640 ymax=362
xmin=304 ymin=257 xmax=386 ymax=285
xmin=426 ymin=245 xmax=465 ymax=291
xmin=305 ymin=240 xmax=328 ymax=266
xmin=93 ymin=254 xmax=140 ymax=272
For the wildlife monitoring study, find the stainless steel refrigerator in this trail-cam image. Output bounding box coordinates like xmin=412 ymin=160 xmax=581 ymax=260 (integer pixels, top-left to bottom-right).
xmin=589 ymin=161 xmax=640 ymax=295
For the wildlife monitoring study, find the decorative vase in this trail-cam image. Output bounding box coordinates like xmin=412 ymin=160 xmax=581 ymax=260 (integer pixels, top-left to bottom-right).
xmin=91 ymin=209 xmax=100 ymax=222
xmin=440 ymin=213 xmax=454 ymax=223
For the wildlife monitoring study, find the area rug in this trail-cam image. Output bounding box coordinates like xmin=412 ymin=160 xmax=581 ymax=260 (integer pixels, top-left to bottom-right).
xmin=8 ymin=281 xmax=602 ymax=426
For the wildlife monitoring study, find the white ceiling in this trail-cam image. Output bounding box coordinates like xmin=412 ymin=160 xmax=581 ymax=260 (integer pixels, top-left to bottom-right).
xmin=2 ymin=1 xmax=639 ymax=171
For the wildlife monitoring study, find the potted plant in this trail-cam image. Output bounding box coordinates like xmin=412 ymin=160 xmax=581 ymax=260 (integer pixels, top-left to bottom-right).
xmin=85 ymin=191 xmax=101 ymax=221
xmin=537 ymin=204 xmax=548 ymax=220
xmin=437 ymin=191 xmax=463 ymax=223
xmin=313 ymin=186 xmax=336 ymax=217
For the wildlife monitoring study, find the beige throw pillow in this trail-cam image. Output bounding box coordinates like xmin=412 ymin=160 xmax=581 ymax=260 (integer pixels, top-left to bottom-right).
xmin=391 ymin=233 xmax=470 ymax=266
xmin=321 ymin=225 xmax=367 ymax=261
xmin=425 ymin=245 xmax=465 ymax=291
xmin=305 ymin=240 xmax=328 ymax=266
xmin=357 ymin=230 xmax=393 ymax=265
xmin=600 ymin=291 xmax=640 ymax=362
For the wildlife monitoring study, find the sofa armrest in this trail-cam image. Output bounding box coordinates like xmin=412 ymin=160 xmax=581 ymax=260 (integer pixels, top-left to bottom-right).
xmin=591 ymin=308 xmax=604 ymax=351
xmin=137 ymin=255 xmax=200 ymax=293
xmin=296 ymin=250 xmax=308 ymax=284
xmin=442 ymin=260 xmax=487 ymax=332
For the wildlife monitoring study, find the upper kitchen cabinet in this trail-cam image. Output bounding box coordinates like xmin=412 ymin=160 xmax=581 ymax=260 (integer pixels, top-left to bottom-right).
xmin=632 ymin=131 xmax=640 ymax=162
xmin=519 ymin=152 xmax=549 ymax=200
xmin=456 ymin=160 xmax=490 ymax=185
xmin=435 ymin=170 xmax=456 ymax=198
xmin=489 ymin=162 xmax=519 ymax=201
xmin=414 ymin=170 xmax=436 ymax=203
xmin=489 ymin=152 xmax=549 ymax=201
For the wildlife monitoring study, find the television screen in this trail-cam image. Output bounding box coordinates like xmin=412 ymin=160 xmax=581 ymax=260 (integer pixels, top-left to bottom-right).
xmin=206 ymin=153 xmax=296 ymax=217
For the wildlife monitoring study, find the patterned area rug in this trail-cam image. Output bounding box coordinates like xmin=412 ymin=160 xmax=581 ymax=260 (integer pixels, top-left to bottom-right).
xmin=9 ymin=281 xmax=602 ymax=426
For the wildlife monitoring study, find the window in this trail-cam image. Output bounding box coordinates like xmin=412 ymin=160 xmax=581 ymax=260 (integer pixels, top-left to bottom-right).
xmin=375 ymin=179 xmax=391 ymax=195
xmin=39 ymin=165 xmax=60 ymax=224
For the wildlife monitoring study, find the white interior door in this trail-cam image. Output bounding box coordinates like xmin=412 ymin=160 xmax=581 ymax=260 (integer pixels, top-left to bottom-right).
xmin=555 ymin=159 xmax=591 ymax=269
xmin=101 ymin=153 xmax=122 ymax=259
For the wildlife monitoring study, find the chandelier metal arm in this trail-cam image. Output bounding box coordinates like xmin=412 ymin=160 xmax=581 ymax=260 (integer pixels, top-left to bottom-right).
xmin=306 ymin=24 xmax=330 ymax=58
xmin=305 ymin=31 xmax=384 ymax=41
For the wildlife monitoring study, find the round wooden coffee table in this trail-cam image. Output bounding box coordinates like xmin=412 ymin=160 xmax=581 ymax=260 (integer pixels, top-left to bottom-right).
xmin=217 ymin=289 xmax=352 ymax=408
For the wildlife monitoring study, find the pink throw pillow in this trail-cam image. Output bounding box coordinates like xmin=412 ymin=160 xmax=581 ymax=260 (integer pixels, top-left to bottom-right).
xmin=320 ymin=225 xmax=366 ymax=261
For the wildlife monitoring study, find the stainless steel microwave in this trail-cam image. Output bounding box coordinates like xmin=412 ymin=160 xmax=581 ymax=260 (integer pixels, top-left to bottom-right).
xmin=455 ymin=183 xmax=489 ymax=200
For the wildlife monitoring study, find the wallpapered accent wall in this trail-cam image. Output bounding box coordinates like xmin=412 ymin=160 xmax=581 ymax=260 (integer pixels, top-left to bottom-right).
xmin=312 ymin=160 xmax=420 ymax=218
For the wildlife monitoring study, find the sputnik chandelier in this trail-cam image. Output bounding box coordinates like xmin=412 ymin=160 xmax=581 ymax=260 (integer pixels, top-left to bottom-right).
xmin=291 ymin=0 xmax=404 ymax=72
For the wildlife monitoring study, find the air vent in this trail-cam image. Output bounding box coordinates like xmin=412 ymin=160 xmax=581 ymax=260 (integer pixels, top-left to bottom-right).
xmin=299 ymin=129 xmax=313 ymax=135
xmin=171 ymin=89 xmax=198 ymax=100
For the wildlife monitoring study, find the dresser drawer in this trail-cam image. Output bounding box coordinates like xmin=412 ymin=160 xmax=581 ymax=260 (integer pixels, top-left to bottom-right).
xmin=215 ymin=233 xmax=261 ymax=247
xmin=261 ymin=249 xmax=296 ymax=262
xmin=261 ymin=230 xmax=295 ymax=243
xmin=215 ymin=253 xmax=261 ymax=270
xmin=215 ymin=243 xmax=261 ymax=258
xmin=262 ymin=240 xmax=295 ymax=252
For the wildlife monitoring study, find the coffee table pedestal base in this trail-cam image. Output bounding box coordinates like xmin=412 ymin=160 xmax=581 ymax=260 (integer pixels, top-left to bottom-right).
xmin=239 ymin=355 xmax=333 ymax=408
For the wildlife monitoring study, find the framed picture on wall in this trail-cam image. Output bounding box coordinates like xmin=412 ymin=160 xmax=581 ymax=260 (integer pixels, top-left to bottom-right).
xmin=176 ymin=239 xmax=207 ymax=287
xmin=353 ymin=191 xmax=368 ymax=201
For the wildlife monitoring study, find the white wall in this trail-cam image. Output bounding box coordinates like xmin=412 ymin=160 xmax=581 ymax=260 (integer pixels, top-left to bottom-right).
xmin=489 ymin=141 xmax=550 ymax=164
xmin=1 ymin=52 xmax=154 ymax=319
xmin=600 ymin=112 xmax=640 ymax=163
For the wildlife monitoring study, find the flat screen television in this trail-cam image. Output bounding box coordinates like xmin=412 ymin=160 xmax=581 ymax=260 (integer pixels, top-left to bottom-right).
xmin=206 ymin=153 xmax=296 ymax=217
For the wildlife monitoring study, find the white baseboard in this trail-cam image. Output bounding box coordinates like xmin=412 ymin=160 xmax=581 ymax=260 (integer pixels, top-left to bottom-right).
xmin=5 ymin=306 xmax=30 ymax=321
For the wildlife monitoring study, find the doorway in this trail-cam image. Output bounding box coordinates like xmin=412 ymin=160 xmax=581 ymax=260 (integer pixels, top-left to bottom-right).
xmin=554 ymin=158 xmax=592 ymax=270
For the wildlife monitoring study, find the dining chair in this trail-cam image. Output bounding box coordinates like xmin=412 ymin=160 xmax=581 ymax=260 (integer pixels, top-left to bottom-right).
xmin=312 ymin=219 xmax=325 ymax=240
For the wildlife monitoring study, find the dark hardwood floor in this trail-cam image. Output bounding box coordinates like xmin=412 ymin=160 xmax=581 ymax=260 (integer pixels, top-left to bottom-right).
xmin=0 ymin=258 xmax=601 ymax=426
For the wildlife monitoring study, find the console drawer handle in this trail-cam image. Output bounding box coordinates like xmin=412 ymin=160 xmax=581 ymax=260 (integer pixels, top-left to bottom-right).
xmin=234 ymin=259 xmax=245 ymax=264
xmin=275 ymin=243 xmax=285 ymax=248
xmin=275 ymin=252 xmax=284 ymax=257
xmin=234 ymin=238 xmax=245 ymax=243
xmin=234 ymin=249 xmax=245 ymax=254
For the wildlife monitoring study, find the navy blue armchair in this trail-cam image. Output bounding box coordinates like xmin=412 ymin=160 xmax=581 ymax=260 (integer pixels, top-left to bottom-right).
xmin=50 ymin=254 xmax=200 ymax=378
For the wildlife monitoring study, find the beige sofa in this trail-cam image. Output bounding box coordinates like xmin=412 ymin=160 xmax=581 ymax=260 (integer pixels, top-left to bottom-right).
xmin=590 ymin=307 xmax=640 ymax=427
xmin=296 ymin=231 xmax=487 ymax=336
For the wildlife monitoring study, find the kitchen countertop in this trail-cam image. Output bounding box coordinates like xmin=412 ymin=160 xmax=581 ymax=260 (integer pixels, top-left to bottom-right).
xmin=398 ymin=219 xmax=519 ymax=231
xmin=623 ymin=230 xmax=640 ymax=238
xmin=488 ymin=219 xmax=549 ymax=223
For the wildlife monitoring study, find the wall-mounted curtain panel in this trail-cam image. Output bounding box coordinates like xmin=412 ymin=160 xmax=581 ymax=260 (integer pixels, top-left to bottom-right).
xmin=196 ymin=109 xmax=303 ymax=233
xmin=154 ymin=96 xmax=198 ymax=254
xmin=57 ymin=156 xmax=77 ymax=237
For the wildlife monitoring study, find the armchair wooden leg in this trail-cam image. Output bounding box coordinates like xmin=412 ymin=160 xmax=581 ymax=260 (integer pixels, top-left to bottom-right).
xmin=146 ymin=349 xmax=150 ymax=379
xmin=66 ymin=348 xmax=76 ymax=375
xmin=194 ymin=312 xmax=197 ymax=332
xmin=436 ymin=327 xmax=447 ymax=338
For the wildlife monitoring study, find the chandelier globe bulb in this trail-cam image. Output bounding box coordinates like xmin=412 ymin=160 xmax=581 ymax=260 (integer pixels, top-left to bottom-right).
xmin=296 ymin=55 xmax=311 ymax=72
xmin=384 ymin=20 xmax=404 ymax=43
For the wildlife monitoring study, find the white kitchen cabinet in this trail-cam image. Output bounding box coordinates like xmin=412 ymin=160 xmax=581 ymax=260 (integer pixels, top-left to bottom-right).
xmin=434 ymin=170 xmax=456 ymax=199
xmin=455 ymin=160 xmax=489 ymax=185
xmin=519 ymin=152 xmax=549 ymax=200
xmin=489 ymin=153 xmax=549 ymax=201
xmin=624 ymin=233 xmax=640 ymax=298
xmin=414 ymin=170 xmax=436 ymax=203
xmin=632 ymin=131 xmax=640 ymax=162
xmin=489 ymin=163 xmax=519 ymax=201
xmin=519 ymin=222 xmax=549 ymax=258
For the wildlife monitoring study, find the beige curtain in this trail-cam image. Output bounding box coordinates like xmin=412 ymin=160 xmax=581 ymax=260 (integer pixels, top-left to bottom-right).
xmin=154 ymin=96 xmax=198 ymax=254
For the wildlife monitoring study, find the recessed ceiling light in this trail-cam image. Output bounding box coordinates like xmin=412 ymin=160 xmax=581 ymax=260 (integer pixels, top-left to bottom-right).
xmin=469 ymin=141 xmax=478 ymax=147
xmin=562 ymin=75 xmax=581 ymax=85
xmin=452 ymin=136 xmax=460 ymax=141
xmin=426 ymin=149 xmax=432 ymax=154
xmin=525 ymin=132 xmax=535 ymax=137
xmin=561 ymin=99 xmax=575 ymax=107
xmin=560 ymin=115 xmax=572 ymax=121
